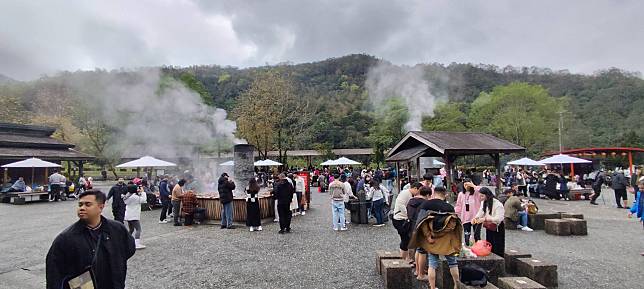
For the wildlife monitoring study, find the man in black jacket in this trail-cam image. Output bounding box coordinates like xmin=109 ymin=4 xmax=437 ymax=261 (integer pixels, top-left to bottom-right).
xmin=218 ymin=173 xmax=236 ymax=229
xmin=274 ymin=173 xmax=295 ymax=234
xmin=107 ymin=178 xmax=128 ymax=223
xmin=46 ymin=190 xmax=135 ymax=289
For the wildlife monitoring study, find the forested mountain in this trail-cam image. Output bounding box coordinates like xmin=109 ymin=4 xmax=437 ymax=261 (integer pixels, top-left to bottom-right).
xmin=164 ymin=54 xmax=643 ymax=151
xmin=1 ymin=54 xmax=642 ymax=165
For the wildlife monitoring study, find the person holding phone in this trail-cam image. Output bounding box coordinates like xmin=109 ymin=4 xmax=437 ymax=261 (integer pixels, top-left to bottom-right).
xmin=454 ymin=182 xmax=483 ymax=246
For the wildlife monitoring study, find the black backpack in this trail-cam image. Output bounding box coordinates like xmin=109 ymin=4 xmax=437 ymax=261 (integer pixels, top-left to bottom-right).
xmin=460 ymin=263 xmax=488 ymax=286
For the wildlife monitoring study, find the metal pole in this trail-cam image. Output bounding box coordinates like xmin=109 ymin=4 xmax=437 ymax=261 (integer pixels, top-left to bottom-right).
xmin=558 ymin=111 xmax=563 ymax=153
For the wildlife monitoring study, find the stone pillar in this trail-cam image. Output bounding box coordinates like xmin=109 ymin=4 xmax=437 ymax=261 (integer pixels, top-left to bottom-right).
xmin=233 ymin=144 xmax=255 ymax=197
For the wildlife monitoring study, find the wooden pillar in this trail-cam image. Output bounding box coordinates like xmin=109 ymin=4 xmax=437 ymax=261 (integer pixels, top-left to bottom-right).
xmin=444 ymin=155 xmax=457 ymax=199
xmin=416 ymin=157 xmax=421 ymax=181
xmin=79 ymin=161 xmax=84 ymax=176
xmin=3 ymin=168 xmax=7 ymax=184
xmin=628 ymin=151 xmax=633 ymax=176
xmin=395 ymin=162 xmax=401 ymax=194
xmin=570 ymin=163 xmax=575 ymax=178
xmin=493 ymin=153 xmax=502 ymax=195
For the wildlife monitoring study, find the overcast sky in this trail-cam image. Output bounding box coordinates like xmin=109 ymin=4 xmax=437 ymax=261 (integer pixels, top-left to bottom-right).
xmin=1 ymin=0 xmax=643 ymax=80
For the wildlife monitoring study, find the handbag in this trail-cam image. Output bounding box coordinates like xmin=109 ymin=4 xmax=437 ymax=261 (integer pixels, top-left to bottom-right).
xmin=482 ymin=221 xmax=498 ymax=232
xmin=66 ymin=233 xmax=102 ymax=289
xmin=470 ymin=240 xmax=492 ymax=257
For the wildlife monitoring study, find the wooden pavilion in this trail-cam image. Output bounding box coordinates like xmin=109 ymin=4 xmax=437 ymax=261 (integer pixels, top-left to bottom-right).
xmin=386 ymin=131 xmax=525 ymax=194
xmin=0 ymin=122 xmax=94 ymax=185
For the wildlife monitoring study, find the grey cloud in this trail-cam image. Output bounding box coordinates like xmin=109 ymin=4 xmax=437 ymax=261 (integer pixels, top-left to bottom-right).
xmin=1 ymin=0 xmax=644 ymax=80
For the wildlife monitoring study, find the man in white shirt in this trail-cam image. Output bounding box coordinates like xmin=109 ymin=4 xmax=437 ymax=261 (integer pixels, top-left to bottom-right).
xmin=48 ymin=170 xmax=66 ymax=201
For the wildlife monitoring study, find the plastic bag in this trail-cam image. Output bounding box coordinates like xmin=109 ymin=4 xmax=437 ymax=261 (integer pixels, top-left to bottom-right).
xmin=470 ymin=240 xmax=492 ymax=257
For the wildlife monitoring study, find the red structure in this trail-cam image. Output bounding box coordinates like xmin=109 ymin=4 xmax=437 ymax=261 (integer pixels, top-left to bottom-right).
xmin=544 ymin=147 xmax=644 ymax=175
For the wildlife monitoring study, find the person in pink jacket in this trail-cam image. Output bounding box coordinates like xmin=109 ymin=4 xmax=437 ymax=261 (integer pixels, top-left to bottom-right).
xmin=454 ymin=182 xmax=483 ymax=246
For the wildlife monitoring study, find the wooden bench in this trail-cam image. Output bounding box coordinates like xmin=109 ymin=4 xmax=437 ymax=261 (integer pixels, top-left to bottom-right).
xmin=560 ymin=212 xmax=583 ymax=219
xmin=569 ymin=188 xmax=592 ymax=200
xmin=544 ymin=219 xmax=571 ymax=236
xmin=376 ymin=250 xmax=402 ymax=275
xmin=504 ymin=249 xmax=532 ymax=276
xmin=515 ymin=258 xmax=557 ymax=289
xmin=10 ymin=192 xmax=49 ymax=204
xmin=437 ymin=253 xmax=505 ymax=289
xmin=563 ymin=218 xmax=587 ymax=235
xmin=498 ymin=277 xmax=546 ymax=289
xmin=458 ymin=281 xmax=499 ymax=289
xmin=381 ymin=259 xmax=413 ymax=289
xmin=528 ymin=213 xmax=560 ymax=230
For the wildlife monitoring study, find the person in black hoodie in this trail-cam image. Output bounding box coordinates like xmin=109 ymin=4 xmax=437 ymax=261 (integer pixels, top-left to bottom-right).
xmin=407 ymin=185 xmax=432 ymax=281
xmin=218 ymin=173 xmax=236 ymax=229
xmin=274 ymin=173 xmax=294 ymax=234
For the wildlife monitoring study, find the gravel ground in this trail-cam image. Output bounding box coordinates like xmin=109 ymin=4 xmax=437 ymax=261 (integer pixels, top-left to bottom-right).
xmin=0 ymin=184 xmax=641 ymax=289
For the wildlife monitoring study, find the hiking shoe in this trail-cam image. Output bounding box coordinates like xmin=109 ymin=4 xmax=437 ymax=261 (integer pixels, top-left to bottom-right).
xmin=590 ymin=202 xmax=598 ymax=205
xmin=257 ymin=226 xmax=263 ymax=231
xmin=340 ymin=227 xmax=348 ymax=231
xmin=250 ymin=227 xmax=255 ymax=232
xmin=158 ymin=220 xmax=168 ymax=224
xmin=521 ymin=227 xmax=534 ymax=232
xmin=373 ymin=223 xmax=385 ymax=227
xmin=333 ymin=227 xmax=339 ymax=231
xmin=301 ymin=211 xmax=306 ymax=216
xmin=516 ymin=224 xmax=524 ymax=229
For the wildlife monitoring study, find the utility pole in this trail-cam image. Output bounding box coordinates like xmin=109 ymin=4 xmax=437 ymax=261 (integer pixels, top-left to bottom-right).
xmin=558 ymin=111 xmax=564 ymax=153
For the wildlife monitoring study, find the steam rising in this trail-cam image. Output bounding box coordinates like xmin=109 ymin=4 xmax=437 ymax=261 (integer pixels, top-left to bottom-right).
xmin=366 ymin=62 xmax=446 ymax=131
xmin=68 ymin=68 xmax=237 ymax=162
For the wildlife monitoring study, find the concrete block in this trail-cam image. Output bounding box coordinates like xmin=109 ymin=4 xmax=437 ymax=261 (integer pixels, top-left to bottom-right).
xmin=504 ymin=217 xmax=519 ymax=230
xmin=560 ymin=213 xmax=583 ymax=219
xmin=376 ymin=250 xmax=402 ymax=275
xmin=458 ymin=281 xmax=499 ymax=289
xmin=528 ymin=213 xmax=560 ymax=230
xmin=498 ymin=277 xmax=546 ymax=289
xmin=504 ymin=249 xmax=532 ymax=276
xmin=515 ymin=258 xmax=557 ymax=289
xmin=437 ymin=253 xmax=505 ymax=289
xmin=10 ymin=197 xmax=25 ymax=205
xmin=381 ymin=259 xmax=413 ymax=289
xmin=563 ymin=218 xmax=587 ymax=235
xmin=544 ymin=219 xmax=571 ymax=236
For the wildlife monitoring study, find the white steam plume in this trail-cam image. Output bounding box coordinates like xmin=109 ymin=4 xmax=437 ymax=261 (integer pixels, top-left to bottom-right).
xmin=365 ymin=62 xmax=446 ymax=131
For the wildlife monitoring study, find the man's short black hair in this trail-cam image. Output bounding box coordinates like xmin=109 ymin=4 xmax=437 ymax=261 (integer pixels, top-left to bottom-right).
xmin=79 ymin=189 xmax=106 ymax=204
xmin=504 ymin=189 xmax=514 ymax=195
xmin=433 ymin=186 xmax=447 ymax=195
xmin=333 ymin=173 xmax=341 ymax=179
xmin=178 ymin=179 xmax=187 ymax=186
xmin=423 ymin=173 xmax=433 ymax=181
xmin=419 ymin=186 xmax=432 ymax=196
xmin=410 ymin=182 xmax=423 ymax=189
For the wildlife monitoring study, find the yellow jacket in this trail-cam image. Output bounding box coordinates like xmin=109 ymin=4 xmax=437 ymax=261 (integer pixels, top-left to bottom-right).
xmin=409 ymin=211 xmax=463 ymax=256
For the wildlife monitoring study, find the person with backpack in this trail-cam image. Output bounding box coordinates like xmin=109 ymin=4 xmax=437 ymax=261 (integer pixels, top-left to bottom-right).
xmin=412 ymin=187 xmax=462 ymax=289
xmin=590 ymin=169 xmax=606 ymax=205
xmin=473 ymin=187 xmax=506 ymax=257
xmin=329 ymin=173 xmax=349 ymax=231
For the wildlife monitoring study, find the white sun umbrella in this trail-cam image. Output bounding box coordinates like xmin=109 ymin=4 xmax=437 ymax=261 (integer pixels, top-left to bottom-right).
xmin=333 ymin=157 xmax=361 ymax=165
xmin=2 ymin=158 xmax=62 ymax=186
xmin=539 ymin=154 xmax=591 ymax=164
xmin=507 ymin=157 xmax=544 ymax=166
xmin=254 ymin=159 xmax=283 ymax=166
xmin=116 ymin=156 xmax=177 ymax=168
xmin=320 ymin=159 xmax=337 ymax=166
xmin=219 ymin=160 xmax=234 ymax=166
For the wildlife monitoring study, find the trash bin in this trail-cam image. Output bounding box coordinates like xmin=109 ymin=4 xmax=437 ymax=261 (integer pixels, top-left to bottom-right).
xmin=348 ymin=199 xmax=370 ymax=224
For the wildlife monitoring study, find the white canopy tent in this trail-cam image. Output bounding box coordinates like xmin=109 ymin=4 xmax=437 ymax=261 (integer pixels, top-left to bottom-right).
xmin=254 ymin=159 xmax=283 ymax=166
xmin=333 ymin=157 xmax=361 ymax=165
xmin=539 ymin=154 xmax=592 ymax=164
xmin=433 ymin=159 xmax=446 ymax=166
xmin=2 ymin=158 xmax=62 ymax=186
xmin=320 ymin=159 xmax=337 ymax=166
xmin=507 ymin=157 xmax=544 ymax=166
xmin=116 ymin=156 xmax=177 ymax=168
xmin=219 ymin=160 xmax=234 ymax=166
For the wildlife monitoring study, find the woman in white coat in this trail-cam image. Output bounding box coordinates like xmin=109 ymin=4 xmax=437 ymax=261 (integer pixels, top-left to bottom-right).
xmin=472 ymin=187 xmax=505 ymax=256
xmin=124 ymin=184 xmax=147 ymax=249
